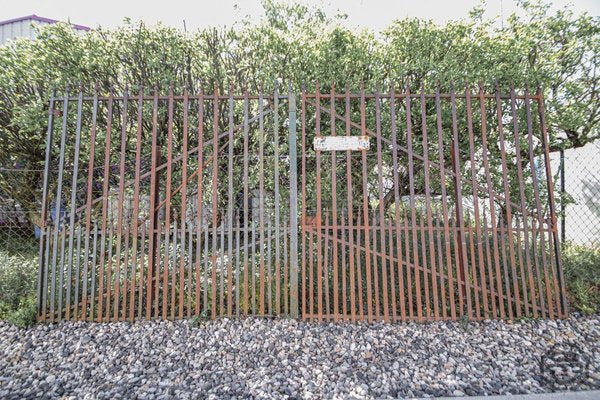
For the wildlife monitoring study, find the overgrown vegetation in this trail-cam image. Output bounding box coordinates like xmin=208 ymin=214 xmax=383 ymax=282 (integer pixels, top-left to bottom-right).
xmin=0 ymin=0 xmax=598 ymax=325
xmin=0 ymin=236 xmax=38 ymax=328
xmin=0 ymin=0 xmax=597 ymax=226
xmin=562 ymin=243 xmax=600 ymax=314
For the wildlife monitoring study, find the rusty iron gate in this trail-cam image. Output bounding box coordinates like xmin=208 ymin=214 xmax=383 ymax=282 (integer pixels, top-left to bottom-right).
xmin=37 ymin=83 xmax=566 ymax=323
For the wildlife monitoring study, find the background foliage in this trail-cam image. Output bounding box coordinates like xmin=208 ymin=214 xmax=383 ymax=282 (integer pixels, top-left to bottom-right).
xmin=0 ymin=0 xmax=597 ymax=225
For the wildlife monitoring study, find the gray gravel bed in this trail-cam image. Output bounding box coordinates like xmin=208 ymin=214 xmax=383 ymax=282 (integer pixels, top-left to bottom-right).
xmin=1 ymin=315 xmax=599 ymax=399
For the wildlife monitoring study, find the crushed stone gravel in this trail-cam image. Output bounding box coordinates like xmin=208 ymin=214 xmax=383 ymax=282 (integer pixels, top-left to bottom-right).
xmin=1 ymin=315 xmax=599 ymax=399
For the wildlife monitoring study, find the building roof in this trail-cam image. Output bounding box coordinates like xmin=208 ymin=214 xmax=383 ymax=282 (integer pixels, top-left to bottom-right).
xmin=0 ymin=14 xmax=90 ymax=31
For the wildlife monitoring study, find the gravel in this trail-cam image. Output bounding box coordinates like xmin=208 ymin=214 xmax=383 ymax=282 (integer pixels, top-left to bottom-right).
xmin=1 ymin=315 xmax=599 ymax=399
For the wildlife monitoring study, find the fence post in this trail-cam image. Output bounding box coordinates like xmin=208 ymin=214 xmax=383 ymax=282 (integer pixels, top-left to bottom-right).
xmin=37 ymin=88 xmax=56 ymax=319
xmin=560 ymin=148 xmax=565 ymax=243
xmin=288 ymin=85 xmax=299 ymax=318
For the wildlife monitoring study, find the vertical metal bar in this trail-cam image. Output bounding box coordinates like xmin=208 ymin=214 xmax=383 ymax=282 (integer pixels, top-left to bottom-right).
xmin=355 ymin=207 xmax=364 ymax=319
xmin=138 ymin=221 xmax=146 ymax=319
xmin=560 ymin=149 xmax=566 ymax=244
xmin=308 ymin=221 xmax=314 ymax=320
xmin=73 ymin=221 xmax=82 ymax=320
xmin=417 ymin=211 xmax=431 ymax=319
xmin=187 ymin=224 xmax=193 ymax=318
xmin=465 ymin=213 xmax=480 ymax=319
xmin=89 ymin=222 xmax=98 ymax=320
xmin=536 ymin=89 xmax=567 ymax=316
xmin=50 ymin=86 xmax=70 ymax=323
xmin=434 ymin=210 xmax=447 ymax=319
xmin=179 ymin=88 xmax=190 ymax=319
xmin=196 ymin=207 xmax=204 ymax=315
xmin=464 ymin=86 xmax=488 ymax=320
xmin=449 ymin=214 xmax=464 ymax=316
xmin=360 ymin=83 xmax=373 ymax=322
xmin=235 ymin=212 xmax=241 ymax=316
xmin=203 ymin=209 xmax=210 ymax=314
xmin=57 ymin=224 xmax=67 ymax=321
xmin=37 ymin=88 xmax=56 ymax=320
xmin=170 ymin=217 xmax=178 ymax=319
xmin=403 ymin=210 xmax=413 ymax=320
xmin=375 ymin=87 xmax=389 ymax=321
xmin=340 ymin=213 xmax=347 ymax=318
xmin=195 ymin=87 xmax=205 ymax=316
xmin=494 ymin=86 xmax=522 ymax=317
xmin=300 ymin=87 xmax=307 ymax=319
xmin=315 ymin=84 xmax=323 ymax=321
xmin=498 ymin=212 xmax=513 ymax=317
xmin=219 ymin=218 xmax=225 ymax=316
xmin=420 ymin=86 xmax=439 ymax=320
xmin=345 ymin=86 xmax=356 ymax=321
xmin=387 ymin=217 xmax=397 ymax=320
xmin=210 ymin=86 xmax=219 ymax=319
xmin=243 ymin=89 xmax=250 ymax=315
xmin=226 ymin=88 xmax=234 ymax=317
xmin=545 ymin=213 xmax=561 ymax=317
xmin=273 ymin=81 xmax=281 ymax=316
xmin=288 ymin=86 xmax=299 ymax=318
xmin=514 ymin=216 xmax=531 ymax=314
xmin=155 ymin=210 xmax=164 ymax=318
xmin=129 ymin=87 xmax=144 ymax=322
xmin=97 ymin=90 xmax=113 ymax=322
xmin=258 ymin=88 xmax=266 ymax=316
xmin=283 ymin=214 xmax=289 ymax=315
xmin=113 ymin=88 xmax=129 ymax=321
xmin=251 ymin=218 xmax=257 ymax=314
xmin=65 ymin=88 xmax=84 ymax=321
xmin=145 ymin=88 xmax=159 ymax=320
xmin=370 ymin=214 xmax=380 ymax=320
xmin=329 ymin=84 xmax=340 ymax=321
xmin=266 ymin=213 xmax=273 ymax=315
xmin=324 ymin=211 xmax=330 ymax=318
xmin=121 ymin=209 xmax=131 ymax=320
xmin=525 ymin=88 xmax=554 ymax=318
xmin=390 ymin=84 xmax=406 ymax=321
xmin=405 ymin=84 xmax=423 ymax=321
xmin=105 ymin=214 xmax=115 ymax=321
xmin=396 ymin=211 xmax=406 ymax=321
xmin=300 ymin=86 xmax=307 ymax=319
xmin=509 ymin=86 xmax=539 ymax=318
xmin=435 ymin=86 xmax=456 ymax=320
xmin=482 ymin=208 xmax=498 ymax=318
xmin=162 ymin=85 xmax=175 ymax=320
xmin=42 ymin=224 xmax=51 ymax=320
xmin=450 ymin=85 xmax=472 ymax=319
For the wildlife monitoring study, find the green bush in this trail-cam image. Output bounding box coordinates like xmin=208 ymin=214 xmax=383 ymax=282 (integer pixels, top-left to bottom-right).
xmin=562 ymin=243 xmax=600 ymax=314
xmin=0 ymin=242 xmax=38 ymax=328
xmin=2 ymin=295 xmax=37 ymax=328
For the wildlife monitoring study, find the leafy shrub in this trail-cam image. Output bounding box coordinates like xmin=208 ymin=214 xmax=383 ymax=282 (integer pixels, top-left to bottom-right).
xmin=3 ymin=295 xmax=37 ymax=328
xmin=562 ymin=243 xmax=600 ymax=314
xmin=0 ymin=242 xmax=38 ymax=328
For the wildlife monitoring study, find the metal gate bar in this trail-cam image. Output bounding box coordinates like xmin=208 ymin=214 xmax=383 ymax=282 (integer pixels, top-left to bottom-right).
xmin=36 ymin=82 xmax=566 ymax=323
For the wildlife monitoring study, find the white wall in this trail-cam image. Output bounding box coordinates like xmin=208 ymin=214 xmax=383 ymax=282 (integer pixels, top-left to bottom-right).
xmin=0 ymin=19 xmax=52 ymax=45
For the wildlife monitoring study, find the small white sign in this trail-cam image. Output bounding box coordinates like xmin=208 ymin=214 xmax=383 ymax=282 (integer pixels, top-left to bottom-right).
xmin=313 ymin=135 xmax=370 ymax=151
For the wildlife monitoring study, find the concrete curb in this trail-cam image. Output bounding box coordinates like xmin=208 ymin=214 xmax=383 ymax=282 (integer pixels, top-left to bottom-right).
xmin=431 ymin=390 xmax=600 ymax=400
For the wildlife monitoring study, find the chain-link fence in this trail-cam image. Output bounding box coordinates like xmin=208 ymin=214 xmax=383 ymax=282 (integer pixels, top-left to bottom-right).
xmin=0 ymin=207 xmax=39 ymax=265
xmin=1 ymin=140 xmax=599 ymax=266
xmin=0 ymin=165 xmax=41 ymax=269
xmin=556 ymin=140 xmax=600 ymax=249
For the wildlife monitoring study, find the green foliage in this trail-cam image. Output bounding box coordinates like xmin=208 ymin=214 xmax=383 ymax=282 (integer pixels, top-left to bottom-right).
xmin=0 ymin=0 xmax=597 ymax=227
xmin=188 ymin=311 xmax=210 ymax=327
xmin=2 ymin=295 xmax=37 ymax=328
xmin=0 ymin=240 xmax=38 ymax=328
xmin=562 ymin=243 xmax=600 ymax=314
